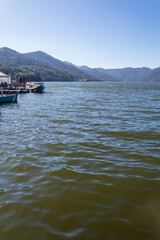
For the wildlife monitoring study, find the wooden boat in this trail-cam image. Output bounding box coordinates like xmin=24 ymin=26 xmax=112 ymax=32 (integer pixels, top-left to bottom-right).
xmin=0 ymin=91 xmax=18 ymax=103
xmin=26 ymin=82 xmax=45 ymax=93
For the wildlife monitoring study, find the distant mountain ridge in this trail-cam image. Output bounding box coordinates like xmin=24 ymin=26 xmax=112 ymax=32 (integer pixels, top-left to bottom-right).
xmin=0 ymin=47 xmax=160 ymax=82
xmin=79 ymin=66 xmax=152 ymax=82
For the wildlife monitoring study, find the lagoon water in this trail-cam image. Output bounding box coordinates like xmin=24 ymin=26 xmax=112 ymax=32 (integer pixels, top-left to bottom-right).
xmin=0 ymin=82 xmax=160 ymax=240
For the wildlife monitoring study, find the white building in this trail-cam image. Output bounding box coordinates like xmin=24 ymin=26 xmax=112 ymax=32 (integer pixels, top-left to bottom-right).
xmin=0 ymin=72 xmax=11 ymax=86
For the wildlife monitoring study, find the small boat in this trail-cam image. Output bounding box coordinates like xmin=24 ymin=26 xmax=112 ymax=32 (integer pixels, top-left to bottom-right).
xmin=26 ymin=82 xmax=45 ymax=93
xmin=0 ymin=91 xmax=18 ymax=103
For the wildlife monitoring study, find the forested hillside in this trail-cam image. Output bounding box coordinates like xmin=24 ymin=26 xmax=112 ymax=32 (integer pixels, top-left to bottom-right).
xmin=0 ymin=47 xmax=93 ymax=82
xmin=24 ymin=51 xmax=92 ymax=79
xmin=0 ymin=47 xmax=160 ymax=82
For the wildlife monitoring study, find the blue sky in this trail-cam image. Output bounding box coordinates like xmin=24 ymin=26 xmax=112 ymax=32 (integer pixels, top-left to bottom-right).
xmin=0 ymin=0 xmax=160 ymax=68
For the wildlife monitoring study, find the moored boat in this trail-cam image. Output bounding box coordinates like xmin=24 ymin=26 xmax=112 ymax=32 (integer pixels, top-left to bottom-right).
xmin=26 ymin=82 xmax=45 ymax=93
xmin=0 ymin=91 xmax=18 ymax=103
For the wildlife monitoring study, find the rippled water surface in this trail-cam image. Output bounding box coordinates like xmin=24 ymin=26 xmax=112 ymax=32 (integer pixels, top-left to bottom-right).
xmin=0 ymin=82 xmax=160 ymax=240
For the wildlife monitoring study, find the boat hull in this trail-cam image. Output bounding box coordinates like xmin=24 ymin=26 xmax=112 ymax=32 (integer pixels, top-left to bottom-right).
xmin=31 ymin=84 xmax=45 ymax=93
xmin=0 ymin=92 xmax=18 ymax=103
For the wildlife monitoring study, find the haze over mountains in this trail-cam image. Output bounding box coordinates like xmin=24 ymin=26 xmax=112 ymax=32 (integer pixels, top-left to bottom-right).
xmin=0 ymin=47 xmax=160 ymax=82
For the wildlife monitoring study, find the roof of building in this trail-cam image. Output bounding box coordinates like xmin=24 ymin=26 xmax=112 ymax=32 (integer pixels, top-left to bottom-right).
xmin=0 ymin=72 xmax=9 ymax=78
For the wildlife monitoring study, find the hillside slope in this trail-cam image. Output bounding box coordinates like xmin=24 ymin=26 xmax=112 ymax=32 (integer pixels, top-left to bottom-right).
xmin=80 ymin=66 xmax=117 ymax=82
xmin=0 ymin=47 xmax=159 ymax=82
xmin=0 ymin=47 xmax=91 ymax=81
xmin=139 ymin=67 xmax=160 ymax=82
xmin=79 ymin=66 xmax=152 ymax=82
xmin=24 ymin=51 xmax=92 ymax=79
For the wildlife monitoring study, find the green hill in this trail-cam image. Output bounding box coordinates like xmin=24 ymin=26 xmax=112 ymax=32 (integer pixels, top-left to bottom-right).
xmin=0 ymin=47 xmax=93 ymax=82
xmin=0 ymin=47 xmax=160 ymax=82
xmin=24 ymin=51 xmax=92 ymax=78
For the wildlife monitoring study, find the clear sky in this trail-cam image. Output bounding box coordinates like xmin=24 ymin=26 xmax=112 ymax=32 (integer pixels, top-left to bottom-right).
xmin=0 ymin=0 xmax=160 ymax=69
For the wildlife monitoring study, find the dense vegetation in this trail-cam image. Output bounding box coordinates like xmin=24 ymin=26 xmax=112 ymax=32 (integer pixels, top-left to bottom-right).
xmin=0 ymin=64 xmax=42 ymax=82
xmin=25 ymin=51 xmax=92 ymax=77
xmin=0 ymin=47 xmax=94 ymax=82
xmin=0 ymin=47 xmax=160 ymax=82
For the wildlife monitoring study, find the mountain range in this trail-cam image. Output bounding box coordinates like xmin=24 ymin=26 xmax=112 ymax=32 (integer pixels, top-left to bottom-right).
xmin=0 ymin=47 xmax=160 ymax=82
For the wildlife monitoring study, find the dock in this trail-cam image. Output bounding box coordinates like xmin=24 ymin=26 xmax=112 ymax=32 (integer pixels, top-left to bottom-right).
xmin=0 ymin=88 xmax=30 ymax=94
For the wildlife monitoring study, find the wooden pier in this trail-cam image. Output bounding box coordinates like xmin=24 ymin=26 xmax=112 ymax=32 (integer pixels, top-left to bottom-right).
xmin=0 ymin=88 xmax=30 ymax=94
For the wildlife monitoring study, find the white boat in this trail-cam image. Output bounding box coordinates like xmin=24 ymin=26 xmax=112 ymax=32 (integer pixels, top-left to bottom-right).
xmin=26 ymin=82 xmax=45 ymax=93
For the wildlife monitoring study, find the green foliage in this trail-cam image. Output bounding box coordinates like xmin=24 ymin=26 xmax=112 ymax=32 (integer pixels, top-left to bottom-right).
xmin=0 ymin=48 xmax=93 ymax=82
xmin=1 ymin=47 xmax=159 ymax=82
xmin=0 ymin=64 xmax=42 ymax=82
xmin=25 ymin=51 xmax=93 ymax=78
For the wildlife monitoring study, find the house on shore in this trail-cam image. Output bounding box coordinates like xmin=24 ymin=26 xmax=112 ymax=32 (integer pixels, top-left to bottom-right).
xmin=0 ymin=72 xmax=11 ymax=87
